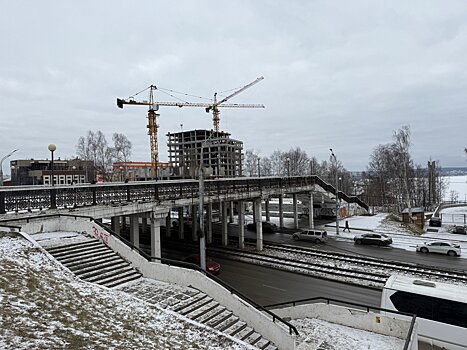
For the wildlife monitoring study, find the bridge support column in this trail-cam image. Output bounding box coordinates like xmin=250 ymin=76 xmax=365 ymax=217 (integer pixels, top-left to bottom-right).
xmin=293 ymin=194 xmax=299 ymax=229
xmin=279 ymin=194 xmax=284 ymax=228
xmin=238 ymin=200 xmax=245 ymax=249
xmin=207 ymin=202 xmax=213 ymax=244
xmin=165 ymin=213 xmax=171 ymax=238
xmin=130 ymin=214 xmax=140 ymax=248
xmin=178 ymin=207 xmax=184 ymax=240
xmin=255 ymin=199 xmax=263 ymax=251
xmin=150 ymin=214 xmax=162 ymax=259
xmin=265 ymin=199 xmax=270 ymax=222
xmin=221 ymin=201 xmax=228 ymax=246
xmin=192 ymin=205 xmax=198 ymax=241
xmin=229 ymin=201 xmax=234 ymax=223
xmin=252 ymin=200 xmax=256 ymax=224
xmin=142 ymin=217 xmax=148 ymax=235
xmin=309 ymin=192 xmax=314 ymax=229
xmin=111 ymin=216 xmax=120 ymax=235
xmin=122 ymin=216 xmax=127 ymax=232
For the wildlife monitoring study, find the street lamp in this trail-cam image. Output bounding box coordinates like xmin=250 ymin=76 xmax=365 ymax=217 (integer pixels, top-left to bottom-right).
xmin=286 ymin=157 xmax=290 ymax=177
xmin=119 ymin=166 xmax=124 ymax=182
xmin=0 ymin=149 xmax=18 ymax=186
xmin=48 ymin=144 xmax=56 ymax=186
xmin=257 ymin=156 xmax=261 ymax=177
xmin=329 ymin=148 xmax=339 ymax=235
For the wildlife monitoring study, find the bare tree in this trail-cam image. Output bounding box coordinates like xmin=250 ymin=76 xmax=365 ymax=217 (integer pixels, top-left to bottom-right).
xmin=113 ymin=133 xmax=132 ymax=162
xmin=243 ymin=149 xmax=259 ymax=177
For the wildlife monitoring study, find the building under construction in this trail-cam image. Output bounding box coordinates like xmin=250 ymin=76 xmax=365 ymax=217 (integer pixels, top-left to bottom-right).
xmin=167 ymin=129 xmax=243 ymax=179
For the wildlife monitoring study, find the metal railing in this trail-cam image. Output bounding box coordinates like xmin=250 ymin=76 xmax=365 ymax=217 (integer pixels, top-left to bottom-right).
xmin=264 ymin=297 xmax=417 ymax=350
xmin=0 ymin=176 xmax=368 ymax=214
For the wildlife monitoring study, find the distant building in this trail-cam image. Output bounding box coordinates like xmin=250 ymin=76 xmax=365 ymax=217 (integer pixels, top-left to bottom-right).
xmin=112 ymin=161 xmax=170 ymax=181
xmin=166 ymin=129 xmax=243 ymax=179
xmin=9 ymin=158 xmax=93 ymax=186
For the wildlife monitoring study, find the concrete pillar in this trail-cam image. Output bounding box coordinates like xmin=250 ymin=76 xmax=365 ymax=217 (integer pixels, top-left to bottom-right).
xmin=255 ymin=198 xmax=263 ymax=251
xmin=121 ymin=216 xmax=127 ymax=231
xmin=165 ymin=213 xmax=171 ymax=238
xmin=252 ymin=200 xmax=256 ymax=223
xmin=111 ymin=216 xmax=120 ymax=235
xmin=265 ymin=199 xmax=270 ymax=222
xmin=221 ymin=201 xmax=228 ymax=246
xmin=130 ymin=214 xmax=140 ymax=248
xmin=150 ymin=214 xmax=162 ymax=259
xmin=178 ymin=207 xmax=184 ymax=240
xmin=309 ymin=192 xmax=314 ymax=229
xmin=229 ymin=201 xmax=234 ymax=223
xmin=238 ymin=200 xmax=245 ymax=249
xmin=207 ymin=202 xmax=213 ymax=244
xmin=192 ymin=205 xmax=198 ymax=241
xmin=279 ymin=194 xmax=284 ymax=228
xmin=293 ymin=193 xmax=299 ymax=229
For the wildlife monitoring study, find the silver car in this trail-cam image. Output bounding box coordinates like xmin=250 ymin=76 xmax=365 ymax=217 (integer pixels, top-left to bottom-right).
xmin=292 ymin=230 xmax=327 ymax=243
xmin=416 ymin=241 xmax=461 ymax=257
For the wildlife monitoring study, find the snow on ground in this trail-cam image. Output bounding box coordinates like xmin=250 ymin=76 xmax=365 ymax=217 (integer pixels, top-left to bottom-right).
xmin=291 ymin=318 xmax=404 ymax=350
xmin=0 ymin=231 xmax=248 ymax=350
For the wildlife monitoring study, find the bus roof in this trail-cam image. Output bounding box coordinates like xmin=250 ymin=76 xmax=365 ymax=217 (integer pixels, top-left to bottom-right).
xmin=384 ymin=275 xmax=467 ymax=303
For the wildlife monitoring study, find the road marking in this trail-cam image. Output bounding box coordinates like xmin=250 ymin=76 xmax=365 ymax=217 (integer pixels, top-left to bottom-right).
xmin=262 ymin=284 xmax=286 ymax=292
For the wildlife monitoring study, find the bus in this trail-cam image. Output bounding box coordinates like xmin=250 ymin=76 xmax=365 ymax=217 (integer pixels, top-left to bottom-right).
xmin=382 ymin=275 xmax=467 ymax=349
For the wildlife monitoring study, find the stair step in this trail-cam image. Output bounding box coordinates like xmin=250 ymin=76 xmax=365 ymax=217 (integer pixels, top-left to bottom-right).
xmin=47 ymin=240 xmax=102 ymax=255
xmin=77 ymin=262 xmax=130 ymax=280
xmin=196 ymin=306 xmax=225 ymax=324
xmin=62 ymin=251 xmax=118 ymax=266
xmin=173 ymin=294 xmax=207 ymax=312
xmin=86 ymin=266 xmax=136 ymax=283
xmin=238 ymin=327 xmax=255 ymax=341
xmin=217 ymin=316 xmax=239 ymax=332
xmin=207 ymin=311 xmax=233 ymax=328
xmin=73 ymin=259 xmax=129 ymax=277
xmin=46 ymin=239 xmax=98 ymax=252
xmin=104 ymin=274 xmax=142 ymax=288
xmin=51 ymin=245 xmax=110 ymax=260
xmin=229 ymin=322 xmax=247 ymax=337
xmin=190 ymin=302 xmax=220 ymax=320
xmin=256 ymin=338 xmax=272 ymax=349
xmin=181 ymin=297 xmax=213 ymax=316
xmin=94 ymin=269 xmax=141 ymax=286
xmin=245 ymin=333 xmax=263 ymax=346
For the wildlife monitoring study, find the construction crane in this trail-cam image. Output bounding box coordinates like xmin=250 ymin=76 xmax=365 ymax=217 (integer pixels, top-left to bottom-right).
xmin=116 ymin=78 xmax=264 ymax=178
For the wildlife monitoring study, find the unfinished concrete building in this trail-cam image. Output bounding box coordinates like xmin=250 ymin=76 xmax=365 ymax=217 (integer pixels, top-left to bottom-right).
xmin=167 ymin=129 xmax=243 ymax=179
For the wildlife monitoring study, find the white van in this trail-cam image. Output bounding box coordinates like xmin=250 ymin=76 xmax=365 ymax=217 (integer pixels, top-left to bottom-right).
xmin=381 ymin=275 xmax=467 ymax=349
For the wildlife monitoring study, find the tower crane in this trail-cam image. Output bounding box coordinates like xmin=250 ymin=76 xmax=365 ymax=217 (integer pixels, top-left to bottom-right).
xmin=116 ymin=78 xmax=264 ymax=178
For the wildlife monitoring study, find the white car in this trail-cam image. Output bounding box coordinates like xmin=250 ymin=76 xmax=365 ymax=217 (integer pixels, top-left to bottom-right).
xmin=416 ymin=241 xmax=461 ymax=257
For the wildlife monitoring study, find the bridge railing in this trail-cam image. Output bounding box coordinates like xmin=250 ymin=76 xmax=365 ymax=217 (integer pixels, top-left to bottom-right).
xmin=0 ymin=176 xmax=368 ymax=214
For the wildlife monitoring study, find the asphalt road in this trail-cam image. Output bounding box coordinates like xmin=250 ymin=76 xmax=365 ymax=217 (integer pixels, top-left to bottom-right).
xmin=214 ymin=256 xmax=382 ymax=307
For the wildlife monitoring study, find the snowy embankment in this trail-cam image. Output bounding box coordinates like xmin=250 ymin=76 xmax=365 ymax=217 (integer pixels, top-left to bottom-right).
xmin=0 ymin=231 xmax=247 ymax=350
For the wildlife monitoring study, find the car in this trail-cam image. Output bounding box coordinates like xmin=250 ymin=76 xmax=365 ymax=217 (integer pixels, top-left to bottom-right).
xmin=354 ymin=233 xmax=392 ymax=246
xmin=451 ymin=225 xmax=467 ymax=235
xmin=416 ymin=241 xmax=461 ymax=256
xmin=292 ymin=230 xmax=327 ymax=243
xmin=429 ymin=216 xmax=442 ymax=227
xmin=246 ymin=221 xmax=279 ymax=233
xmin=182 ymin=254 xmax=221 ymax=275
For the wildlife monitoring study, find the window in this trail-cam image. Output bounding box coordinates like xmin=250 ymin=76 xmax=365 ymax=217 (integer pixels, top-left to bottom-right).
xmin=390 ymin=291 xmax=467 ymax=328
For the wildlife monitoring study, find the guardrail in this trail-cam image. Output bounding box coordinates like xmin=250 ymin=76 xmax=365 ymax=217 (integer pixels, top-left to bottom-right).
xmin=0 ymin=176 xmax=368 ymax=214
xmin=264 ymin=297 xmax=416 ymax=350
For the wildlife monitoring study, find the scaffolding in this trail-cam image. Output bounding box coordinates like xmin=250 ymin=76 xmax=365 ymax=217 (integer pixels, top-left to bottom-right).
xmin=167 ymin=129 xmax=243 ymax=179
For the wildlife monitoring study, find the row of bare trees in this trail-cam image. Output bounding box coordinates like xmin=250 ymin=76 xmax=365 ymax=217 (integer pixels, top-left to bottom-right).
xmin=76 ymin=130 xmax=132 ymax=181
xmin=245 ymin=126 xmax=447 ymax=213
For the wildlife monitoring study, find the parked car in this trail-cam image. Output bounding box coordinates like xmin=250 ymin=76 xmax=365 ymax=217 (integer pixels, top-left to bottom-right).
xmin=246 ymin=221 xmax=279 ymax=233
xmin=451 ymin=225 xmax=467 ymax=235
xmin=354 ymin=233 xmax=392 ymax=246
xmin=292 ymin=230 xmax=327 ymax=243
xmin=416 ymin=241 xmax=461 ymax=257
xmin=429 ymin=216 xmax=442 ymax=227
xmin=182 ymin=254 xmax=221 ymax=275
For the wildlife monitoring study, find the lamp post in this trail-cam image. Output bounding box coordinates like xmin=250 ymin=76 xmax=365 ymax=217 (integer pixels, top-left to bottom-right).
xmin=286 ymin=157 xmax=290 ymax=177
xmin=72 ymin=166 xmax=76 ymax=184
xmin=48 ymin=144 xmax=56 ymax=186
xmin=119 ymin=166 xmax=123 ymax=182
xmin=1 ymin=149 xmax=18 ymax=186
xmin=257 ymin=156 xmax=261 ymax=177
xmin=329 ymin=148 xmax=339 ymax=235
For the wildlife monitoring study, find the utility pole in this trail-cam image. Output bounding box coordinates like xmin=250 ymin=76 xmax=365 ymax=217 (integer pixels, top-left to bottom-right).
xmin=330 ymin=149 xmax=339 ymax=235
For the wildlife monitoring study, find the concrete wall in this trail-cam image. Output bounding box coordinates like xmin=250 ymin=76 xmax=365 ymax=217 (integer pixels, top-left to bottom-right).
xmin=272 ymin=303 xmax=418 ymax=349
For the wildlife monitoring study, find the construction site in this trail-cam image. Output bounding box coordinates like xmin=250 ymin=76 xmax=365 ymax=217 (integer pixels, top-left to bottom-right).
xmin=116 ymin=77 xmax=264 ymax=180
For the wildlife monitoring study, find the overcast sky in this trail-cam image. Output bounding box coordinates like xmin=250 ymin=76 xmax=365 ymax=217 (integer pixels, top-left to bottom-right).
xmin=1 ymin=1 xmax=467 ymax=174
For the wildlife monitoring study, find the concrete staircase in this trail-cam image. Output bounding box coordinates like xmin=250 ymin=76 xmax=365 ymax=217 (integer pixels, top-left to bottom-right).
xmin=44 ymin=238 xmax=142 ymax=288
xmin=120 ymin=280 xmax=278 ymax=350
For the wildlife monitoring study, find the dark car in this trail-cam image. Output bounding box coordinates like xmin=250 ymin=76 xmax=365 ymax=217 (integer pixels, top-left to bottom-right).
xmin=246 ymin=221 xmax=279 ymax=233
xmin=354 ymin=233 xmax=392 ymax=246
xmin=183 ymin=254 xmax=220 ymax=275
xmin=451 ymin=225 xmax=467 ymax=235
xmin=429 ymin=216 xmax=442 ymax=227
